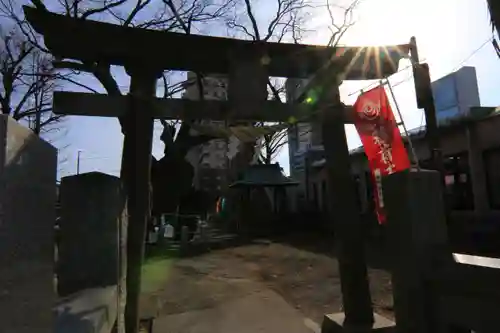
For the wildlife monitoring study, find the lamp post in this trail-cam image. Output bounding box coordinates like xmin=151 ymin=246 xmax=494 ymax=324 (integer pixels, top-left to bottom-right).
xmin=76 ymin=150 xmax=82 ymax=175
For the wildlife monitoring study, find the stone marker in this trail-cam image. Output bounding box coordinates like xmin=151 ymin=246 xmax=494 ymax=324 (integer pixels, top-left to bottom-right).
xmin=0 ymin=116 xmax=57 ymax=333
xmin=383 ymin=169 xmax=452 ymax=333
xmin=57 ymin=172 xmax=126 ymax=319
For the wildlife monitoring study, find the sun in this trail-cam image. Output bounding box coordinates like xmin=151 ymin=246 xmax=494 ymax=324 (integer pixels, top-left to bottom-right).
xmin=311 ymin=0 xmax=439 ymax=48
xmin=307 ymin=0 xmax=421 ymax=49
xmin=342 ymin=0 xmax=416 ymax=46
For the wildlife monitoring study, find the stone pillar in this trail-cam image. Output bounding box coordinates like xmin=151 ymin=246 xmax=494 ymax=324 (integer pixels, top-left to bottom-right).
xmin=383 ymin=169 xmax=452 ymax=333
xmin=466 ymin=124 xmax=489 ymax=213
xmin=58 ymin=172 xmax=126 ymax=298
xmin=0 ymin=116 xmax=57 ymax=333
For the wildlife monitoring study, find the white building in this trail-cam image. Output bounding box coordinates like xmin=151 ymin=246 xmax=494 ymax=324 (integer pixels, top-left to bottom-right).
xmin=182 ymin=72 xmax=230 ymax=193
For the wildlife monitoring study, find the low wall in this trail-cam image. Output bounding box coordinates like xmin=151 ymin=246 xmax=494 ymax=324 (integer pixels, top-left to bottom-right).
xmin=434 ymin=256 xmax=500 ymax=332
xmin=448 ymin=211 xmax=500 ymax=257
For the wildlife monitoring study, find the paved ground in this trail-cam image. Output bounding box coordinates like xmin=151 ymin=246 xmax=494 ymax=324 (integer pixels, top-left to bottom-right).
xmin=140 ymin=234 xmax=394 ymax=333
xmin=154 ymin=289 xmax=318 ymax=333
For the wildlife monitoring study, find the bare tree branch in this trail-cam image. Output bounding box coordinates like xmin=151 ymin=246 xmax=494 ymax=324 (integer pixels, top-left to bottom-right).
xmin=81 ymin=0 xmax=128 ymax=20
xmin=325 ymin=0 xmax=358 ymax=46
xmin=164 ymin=0 xmax=191 ymax=33
xmin=58 ymin=75 xmax=100 ymax=93
xmin=243 ymin=0 xmax=260 ymax=39
xmin=123 ymin=0 xmax=152 ymax=26
xmin=254 ymin=0 xmax=360 ymax=163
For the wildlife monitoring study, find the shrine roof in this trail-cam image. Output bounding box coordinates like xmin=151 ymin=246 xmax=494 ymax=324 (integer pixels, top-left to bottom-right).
xmin=230 ymin=164 xmax=299 ymax=188
xmin=24 ymin=6 xmax=410 ymax=79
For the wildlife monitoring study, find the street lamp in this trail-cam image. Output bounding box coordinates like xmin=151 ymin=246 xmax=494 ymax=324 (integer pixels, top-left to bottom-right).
xmin=77 ymin=150 xmax=82 ymax=175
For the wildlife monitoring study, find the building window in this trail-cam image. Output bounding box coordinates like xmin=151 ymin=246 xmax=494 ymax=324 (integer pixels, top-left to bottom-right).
xmin=484 ymin=148 xmax=500 ymax=209
xmin=443 ymin=153 xmax=474 ymax=210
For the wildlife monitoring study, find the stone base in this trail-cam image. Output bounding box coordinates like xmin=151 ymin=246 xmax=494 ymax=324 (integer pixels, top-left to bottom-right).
xmin=54 ymin=286 xmax=118 ymax=333
xmin=321 ymin=313 xmax=395 ymax=333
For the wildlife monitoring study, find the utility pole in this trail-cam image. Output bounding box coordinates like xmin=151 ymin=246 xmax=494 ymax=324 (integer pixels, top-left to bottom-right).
xmin=410 ymin=37 xmax=446 ymax=179
xmin=410 ymin=37 xmax=449 ymax=219
xmin=76 ymin=150 xmax=82 ymax=175
xmin=34 ymin=79 xmax=44 ymax=136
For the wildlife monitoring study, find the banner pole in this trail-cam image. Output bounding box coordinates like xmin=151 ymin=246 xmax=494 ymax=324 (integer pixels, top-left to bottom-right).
xmin=383 ymin=79 xmax=421 ymax=170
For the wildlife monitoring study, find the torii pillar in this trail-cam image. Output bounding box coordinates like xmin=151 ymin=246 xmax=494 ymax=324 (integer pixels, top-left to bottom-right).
xmin=120 ymin=66 xmax=163 ymax=333
xmin=300 ymin=67 xmax=394 ymax=333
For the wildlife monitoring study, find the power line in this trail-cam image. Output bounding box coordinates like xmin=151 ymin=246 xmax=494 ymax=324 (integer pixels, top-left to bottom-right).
xmin=451 ymin=37 xmax=493 ymax=73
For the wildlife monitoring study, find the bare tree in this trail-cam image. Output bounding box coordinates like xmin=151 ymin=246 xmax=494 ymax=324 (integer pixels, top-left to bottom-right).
xmin=254 ymin=78 xmax=287 ymax=164
xmin=225 ymin=0 xmax=311 ymax=42
xmin=0 ymin=23 xmax=94 ymax=177
xmin=223 ymin=0 xmax=309 ymax=165
xmin=1 ymin=0 xmax=234 ymax=169
xmin=258 ymin=128 xmax=288 ymax=163
xmin=0 ymin=26 xmax=62 ymax=134
xmin=1 ymin=0 xmax=233 ymax=107
xmin=323 ymin=0 xmax=359 ymax=47
xmin=228 ymin=0 xmax=359 ymax=164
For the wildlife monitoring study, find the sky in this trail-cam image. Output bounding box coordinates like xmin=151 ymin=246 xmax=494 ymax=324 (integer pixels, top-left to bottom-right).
xmin=46 ymin=0 xmax=500 ymax=178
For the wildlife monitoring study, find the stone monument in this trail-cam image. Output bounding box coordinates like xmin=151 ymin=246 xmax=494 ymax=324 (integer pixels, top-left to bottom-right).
xmin=0 ymin=115 xmax=57 ymax=333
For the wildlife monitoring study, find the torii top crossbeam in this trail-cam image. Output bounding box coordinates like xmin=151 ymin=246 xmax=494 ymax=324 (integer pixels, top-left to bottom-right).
xmin=23 ymin=6 xmax=409 ymax=80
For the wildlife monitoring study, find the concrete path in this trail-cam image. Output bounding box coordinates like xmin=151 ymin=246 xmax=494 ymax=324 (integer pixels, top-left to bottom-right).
xmin=153 ymin=289 xmax=318 ymax=333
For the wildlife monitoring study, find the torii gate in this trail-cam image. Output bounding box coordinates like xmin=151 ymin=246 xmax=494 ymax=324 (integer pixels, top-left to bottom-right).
xmin=24 ymin=6 xmax=429 ymax=333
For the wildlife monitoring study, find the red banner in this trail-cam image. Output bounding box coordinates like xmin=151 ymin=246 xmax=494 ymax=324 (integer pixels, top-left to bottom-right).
xmin=353 ymin=86 xmax=411 ymax=224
